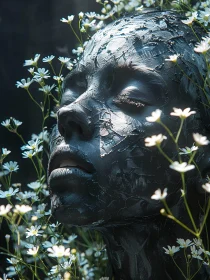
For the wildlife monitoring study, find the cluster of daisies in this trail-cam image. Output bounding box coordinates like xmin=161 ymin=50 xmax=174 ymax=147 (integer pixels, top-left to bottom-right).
xmin=144 ymin=108 xmax=210 ymax=200
xmin=1 ymin=0 xmax=210 ymax=279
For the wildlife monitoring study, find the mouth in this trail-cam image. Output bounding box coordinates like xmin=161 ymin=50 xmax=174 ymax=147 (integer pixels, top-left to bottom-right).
xmin=48 ymin=146 xmax=95 ymax=194
xmin=48 ymin=145 xmax=95 ymax=175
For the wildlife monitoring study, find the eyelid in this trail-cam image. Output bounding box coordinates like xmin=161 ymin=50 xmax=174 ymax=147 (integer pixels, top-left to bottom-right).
xmin=114 ymin=85 xmax=151 ymax=106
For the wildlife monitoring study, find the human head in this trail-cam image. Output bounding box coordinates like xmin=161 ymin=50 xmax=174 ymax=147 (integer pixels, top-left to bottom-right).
xmin=48 ymin=10 xmax=210 ymax=227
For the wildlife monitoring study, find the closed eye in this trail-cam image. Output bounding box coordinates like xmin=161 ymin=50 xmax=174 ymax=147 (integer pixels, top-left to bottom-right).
xmin=113 ymin=85 xmax=151 ymax=109
xmin=62 ymin=72 xmax=87 ymax=94
xmin=60 ymin=71 xmax=87 ymax=107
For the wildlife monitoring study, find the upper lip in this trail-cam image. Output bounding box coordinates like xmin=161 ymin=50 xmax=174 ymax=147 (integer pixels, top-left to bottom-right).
xmin=48 ymin=145 xmax=95 ymax=176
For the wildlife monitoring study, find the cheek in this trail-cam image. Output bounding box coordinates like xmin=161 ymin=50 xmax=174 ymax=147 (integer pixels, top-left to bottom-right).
xmin=97 ymin=135 xmax=182 ymax=200
xmin=99 ymin=110 xmax=146 ymax=157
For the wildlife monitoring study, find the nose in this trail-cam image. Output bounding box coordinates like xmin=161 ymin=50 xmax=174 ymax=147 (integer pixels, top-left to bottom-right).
xmin=57 ymin=103 xmax=93 ymax=139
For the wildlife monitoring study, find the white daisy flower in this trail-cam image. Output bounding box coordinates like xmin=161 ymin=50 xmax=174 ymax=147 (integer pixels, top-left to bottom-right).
xmin=79 ymin=12 xmax=84 ymax=19
xmin=170 ymin=107 xmax=196 ymax=119
xmin=180 ymin=189 xmax=185 ymax=197
xmin=1 ymin=119 xmax=10 ymax=127
xmin=2 ymin=148 xmax=11 ymax=156
xmin=193 ymin=238 xmax=202 ymax=247
xmin=27 ymin=246 xmax=39 ymax=256
xmin=144 ymin=0 xmax=155 ymax=7
xmin=14 ymin=204 xmax=32 ymax=214
xmin=22 ymin=150 xmax=35 ymax=159
xmin=190 ymin=245 xmax=203 ymax=260
xmin=21 ymin=138 xmax=42 ymax=152
xmin=3 ymin=161 xmax=19 ymax=173
xmin=181 ymin=12 xmax=197 ymax=25
xmin=7 ymin=257 xmax=19 ymax=265
xmin=193 ymin=133 xmax=209 ymax=146
xmin=23 ymin=54 xmax=40 ymax=67
xmin=53 ymin=75 xmax=64 ymax=82
xmin=58 ymin=57 xmax=70 ymax=64
xmin=16 ymin=78 xmax=33 ymax=89
xmin=198 ymin=9 xmax=210 ymax=26
xmin=27 ymin=181 xmax=41 ymax=190
xmin=165 ymin=54 xmax=179 ymax=62
xmin=146 ymin=109 xmax=162 ymax=122
xmin=169 ymin=161 xmax=195 ymax=173
xmin=0 ymin=205 xmax=12 ymax=216
xmin=34 ymin=68 xmax=50 ymax=80
xmin=179 ymin=145 xmax=198 ymax=155
xmin=194 ymin=39 xmax=210 ymax=53
xmin=39 ymin=84 xmax=56 ymax=94
xmin=176 ymin=238 xmax=193 ymax=248
xmin=202 ymin=183 xmax=210 ymax=193
xmin=151 ymin=188 xmax=167 ymax=200
xmin=145 ymin=134 xmax=167 ymax=147
xmin=0 ymin=187 xmax=19 ymax=198
xmin=60 ymin=15 xmax=74 ymax=24
xmin=42 ymin=55 xmax=55 ymax=63
xmin=26 ymin=225 xmax=44 ymax=238
xmin=47 ymin=245 xmax=71 ymax=258
xmin=66 ymin=62 xmax=74 ymax=70
xmin=135 ymin=5 xmax=144 ymax=11
xmin=4 ymin=117 xmax=22 ymax=128
xmin=28 ymin=68 xmax=35 ymax=74
xmin=85 ymin=12 xmax=97 ymax=19
xmin=72 ymin=47 xmax=84 ymax=56
xmin=163 ymin=245 xmax=180 ymax=256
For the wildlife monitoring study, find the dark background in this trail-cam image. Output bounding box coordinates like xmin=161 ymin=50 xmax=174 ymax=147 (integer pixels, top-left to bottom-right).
xmin=0 ymin=0 xmax=99 ymax=157
xmin=0 ymin=0 xmax=100 ymax=274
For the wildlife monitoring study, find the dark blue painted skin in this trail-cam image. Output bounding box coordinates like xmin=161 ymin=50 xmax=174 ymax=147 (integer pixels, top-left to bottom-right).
xmin=48 ymin=11 xmax=210 ymax=279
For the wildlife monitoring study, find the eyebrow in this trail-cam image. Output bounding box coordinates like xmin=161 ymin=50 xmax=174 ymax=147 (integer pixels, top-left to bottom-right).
xmin=118 ymin=62 xmax=165 ymax=85
xmin=62 ymin=61 xmax=167 ymax=100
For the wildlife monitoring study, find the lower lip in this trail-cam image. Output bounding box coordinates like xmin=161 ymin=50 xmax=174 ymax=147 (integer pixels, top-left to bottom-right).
xmin=49 ymin=167 xmax=93 ymax=194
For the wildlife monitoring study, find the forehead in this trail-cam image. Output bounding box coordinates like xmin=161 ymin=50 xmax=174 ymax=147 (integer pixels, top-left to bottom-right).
xmin=78 ymin=14 xmax=182 ymax=72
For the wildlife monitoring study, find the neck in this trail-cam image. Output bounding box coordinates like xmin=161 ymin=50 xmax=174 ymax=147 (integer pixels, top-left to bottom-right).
xmin=98 ymin=216 xmax=208 ymax=280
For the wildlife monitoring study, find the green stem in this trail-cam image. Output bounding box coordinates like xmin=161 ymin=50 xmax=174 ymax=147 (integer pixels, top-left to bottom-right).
xmin=167 ymin=214 xmax=198 ymax=236
xmin=188 ymin=150 xmax=197 ymax=164
xmin=157 ymin=145 xmax=173 ymax=163
xmin=171 ymin=256 xmax=187 ymax=279
xmin=26 ymin=89 xmax=42 ymax=111
xmin=159 ymin=120 xmax=181 ymax=161
xmin=49 ymin=62 xmax=56 ymax=75
xmin=189 ymin=261 xmax=203 ymax=280
xmin=49 ymin=93 xmax=59 ymax=104
xmin=181 ymin=173 xmax=198 ymax=233
xmin=192 ymin=159 xmax=202 ymax=178
xmin=176 ymin=64 xmax=205 ymax=93
xmin=190 ymin=26 xmax=201 ymax=42
xmin=199 ymin=197 xmax=210 ymax=235
xmin=184 ymin=248 xmax=189 ymax=279
xmin=15 ymin=132 xmax=26 ymax=145
xmin=175 ymin=118 xmax=184 ymax=143
xmin=159 ymin=120 xmax=176 ymax=142
xmin=79 ymin=19 xmax=83 ymax=45
xmin=162 ymin=199 xmax=173 ymax=216
xmin=30 ymin=157 xmax=40 ymax=179
xmin=59 ymin=64 xmax=64 ymax=76
xmin=69 ymin=23 xmax=83 ymax=45
xmin=8 ymin=173 xmax=12 ymax=187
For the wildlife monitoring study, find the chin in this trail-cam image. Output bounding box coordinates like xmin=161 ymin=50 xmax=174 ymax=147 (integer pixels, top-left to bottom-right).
xmin=51 ymin=194 xmax=106 ymax=227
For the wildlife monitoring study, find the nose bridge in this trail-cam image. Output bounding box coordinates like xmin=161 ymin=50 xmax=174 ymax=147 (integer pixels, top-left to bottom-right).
xmin=57 ymin=85 xmax=101 ymax=140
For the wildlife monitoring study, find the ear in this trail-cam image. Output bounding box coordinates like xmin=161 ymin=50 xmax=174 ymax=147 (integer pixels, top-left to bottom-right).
xmin=196 ymin=152 xmax=210 ymax=194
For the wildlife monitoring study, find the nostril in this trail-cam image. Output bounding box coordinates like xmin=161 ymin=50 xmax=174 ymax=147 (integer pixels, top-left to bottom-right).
xmin=58 ymin=123 xmax=65 ymax=137
xmin=57 ymin=105 xmax=93 ymax=139
xmin=68 ymin=121 xmax=83 ymax=136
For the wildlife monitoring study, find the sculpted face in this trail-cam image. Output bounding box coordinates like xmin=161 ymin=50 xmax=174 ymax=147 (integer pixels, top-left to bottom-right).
xmin=48 ymin=12 xmax=206 ymax=226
